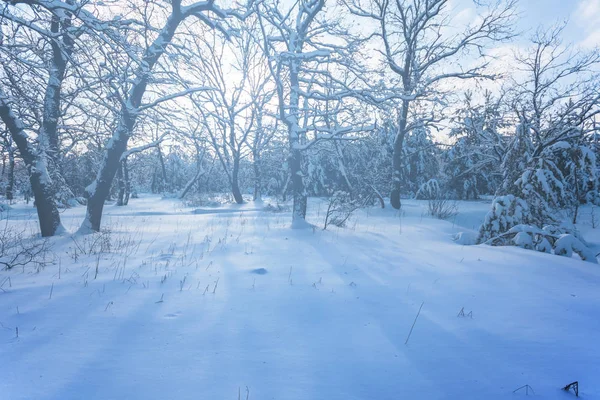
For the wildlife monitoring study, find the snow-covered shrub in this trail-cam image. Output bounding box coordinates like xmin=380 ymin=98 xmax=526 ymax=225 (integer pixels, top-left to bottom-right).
xmin=452 ymin=231 xmax=478 ymax=245
xmin=66 ymin=197 xmax=87 ymax=207
xmin=0 ymin=226 xmax=53 ymax=270
xmin=586 ymin=190 xmax=600 ymax=206
xmin=402 ymin=123 xmax=440 ymax=196
xmin=500 ymin=123 xmax=533 ymax=195
xmin=183 ymin=193 xmax=229 ymax=208
xmin=481 ymin=224 xmax=598 ymax=263
xmin=428 ymin=197 xmax=458 ymax=220
xmin=263 ymin=203 xmax=291 ymax=213
xmin=554 ymin=234 xmax=598 ymax=262
xmin=68 ymin=229 xmax=113 ymax=259
xmin=536 ymin=237 xmax=552 ymax=253
xmin=477 ymin=195 xmax=530 ymax=243
xmin=516 ymin=156 xmax=566 ymax=226
xmin=323 ymin=191 xmax=360 ymax=229
xmin=443 ymin=96 xmax=506 ymax=200
xmin=415 ymin=179 xmax=440 ymax=200
xmin=513 ymin=231 xmax=534 ymax=249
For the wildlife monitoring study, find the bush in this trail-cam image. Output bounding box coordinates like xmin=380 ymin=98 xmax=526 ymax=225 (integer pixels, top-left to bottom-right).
xmin=481 ymin=224 xmax=598 ymax=263
xmin=427 ymin=197 xmax=459 ymax=220
xmin=477 ymin=195 xmax=529 ymax=243
xmin=0 ymin=224 xmax=53 ymax=270
xmin=323 ymin=191 xmax=361 ymax=229
xmin=415 ymin=179 xmax=440 ymax=200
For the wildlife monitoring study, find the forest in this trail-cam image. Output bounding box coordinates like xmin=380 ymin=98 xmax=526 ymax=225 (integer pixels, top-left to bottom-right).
xmin=1 ymin=0 xmax=600 ymax=399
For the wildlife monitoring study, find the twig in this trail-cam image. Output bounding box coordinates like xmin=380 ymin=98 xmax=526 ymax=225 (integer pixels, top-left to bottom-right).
xmin=405 ymin=301 xmax=424 ymax=345
xmin=513 ymin=385 xmax=535 ymax=395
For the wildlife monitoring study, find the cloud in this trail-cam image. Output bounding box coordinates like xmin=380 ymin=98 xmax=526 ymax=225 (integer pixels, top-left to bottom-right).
xmin=575 ymin=0 xmax=600 ymax=23
xmin=580 ymin=29 xmax=600 ymax=48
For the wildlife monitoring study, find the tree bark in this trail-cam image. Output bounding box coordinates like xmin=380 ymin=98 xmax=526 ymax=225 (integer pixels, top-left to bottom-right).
xmin=116 ymin=162 xmax=125 ymax=206
xmin=157 ymin=144 xmax=168 ymax=193
xmin=231 ymin=156 xmax=243 ymax=204
xmin=390 ymin=99 xmax=409 ymax=209
xmin=289 ymin=146 xmax=306 ymax=223
xmin=0 ymin=89 xmax=62 ymax=236
xmin=288 ymin=48 xmax=307 ymax=224
xmin=6 ymin=148 xmax=15 ymax=201
xmin=83 ymin=123 xmax=130 ymax=232
xmin=123 ymin=158 xmax=131 ymax=205
xmin=253 ymin=155 xmax=262 ymax=201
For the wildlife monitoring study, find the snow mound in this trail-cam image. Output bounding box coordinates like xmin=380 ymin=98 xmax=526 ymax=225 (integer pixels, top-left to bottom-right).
xmin=453 ymin=231 xmax=478 ymax=245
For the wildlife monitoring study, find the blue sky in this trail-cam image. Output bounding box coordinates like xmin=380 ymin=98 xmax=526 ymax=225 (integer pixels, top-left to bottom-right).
xmin=515 ymin=0 xmax=599 ymax=47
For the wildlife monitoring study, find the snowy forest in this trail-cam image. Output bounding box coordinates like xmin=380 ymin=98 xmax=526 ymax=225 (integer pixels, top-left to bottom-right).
xmin=1 ymin=0 xmax=600 ymax=399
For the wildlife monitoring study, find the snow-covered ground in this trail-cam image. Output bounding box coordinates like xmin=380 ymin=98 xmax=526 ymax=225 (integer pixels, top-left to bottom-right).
xmin=1 ymin=195 xmax=599 ymax=400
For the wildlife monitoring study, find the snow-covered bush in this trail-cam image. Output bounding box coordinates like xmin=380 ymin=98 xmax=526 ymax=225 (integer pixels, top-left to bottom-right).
xmin=515 ymin=157 xmax=565 ymax=225
xmin=428 ymin=197 xmax=458 ymax=220
xmin=452 ymin=231 xmax=478 ymax=245
xmin=402 ymin=123 xmax=440 ymax=196
xmin=183 ymin=193 xmax=231 ymax=208
xmin=513 ymin=231 xmax=533 ymax=249
xmin=554 ymin=234 xmax=598 ymax=262
xmin=0 ymin=225 xmax=53 ymax=270
xmin=415 ymin=179 xmax=440 ymax=200
xmin=477 ymin=195 xmax=530 ymax=243
xmin=480 ymin=224 xmax=598 ymax=263
xmin=263 ymin=203 xmax=291 ymax=213
xmin=323 ymin=191 xmax=360 ymax=229
xmin=443 ymin=96 xmax=506 ymax=200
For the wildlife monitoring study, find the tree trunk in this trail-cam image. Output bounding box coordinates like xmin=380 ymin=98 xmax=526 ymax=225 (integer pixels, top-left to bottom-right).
xmin=80 ymin=7 xmax=184 ymax=233
xmin=572 ymin=162 xmax=580 ymax=225
xmin=6 ymin=149 xmax=14 ymax=201
xmin=290 ymin=146 xmax=306 ymax=224
xmin=231 ymin=156 xmax=243 ymax=204
xmin=390 ymin=99 xmax=409 ymax=209
xmin=151 ymin=170 xmax=158 ymax=194
xmin=180 ymin=147 xmax=205 ymax=200
xmin=82 ymin=125 xmax=129 ymax=232
xmin=334 ymin=141 xmax=353 ymax=193
xmin=123 ymin=158 xmax=131 ymax=205
xmin=253 ymin=155 xmax=262 ymax=201
xmin=390 ymin=139 xmax=403 ymax=209
xmin=116 ymin=163 xmax=125 ymax=206
xmin=157 ymin=145 xmax=168 ymax=193
xmin=0 ymin=89 xmax=62 ymax=236
xmin=0 ymin=8 xmax=74 ymax=236
xmin=180 ymin=169 xmax=201 ymax=199
xmin=288 ymin=54 xmax=307 ymax=224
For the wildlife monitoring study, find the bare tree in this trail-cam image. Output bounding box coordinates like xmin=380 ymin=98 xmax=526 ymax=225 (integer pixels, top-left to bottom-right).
xmin=186 ymin=22 xmax=270 ymax=204
xmin=0 ymin=0 xmax=81 ymax=235
xmin=345 ymin=0 xmax=516 ymax=209
xmin=255 ymin=0 xmax=373 ymax=226
xmin=511 ymin=26 xmax=600 ymax=158
xmin=80 ymin=0 xmax=244 ymax=232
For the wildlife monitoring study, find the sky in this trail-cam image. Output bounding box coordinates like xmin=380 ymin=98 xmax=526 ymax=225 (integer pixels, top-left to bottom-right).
xmin=509 ymin=0 xmax=599 ymax=47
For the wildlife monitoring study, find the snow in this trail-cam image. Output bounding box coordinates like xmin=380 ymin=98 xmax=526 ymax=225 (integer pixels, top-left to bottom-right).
xmin=452 ymin=231 xmax=478 ymax=245
xmin=1 ymin=196 xmax=600 ymax=399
